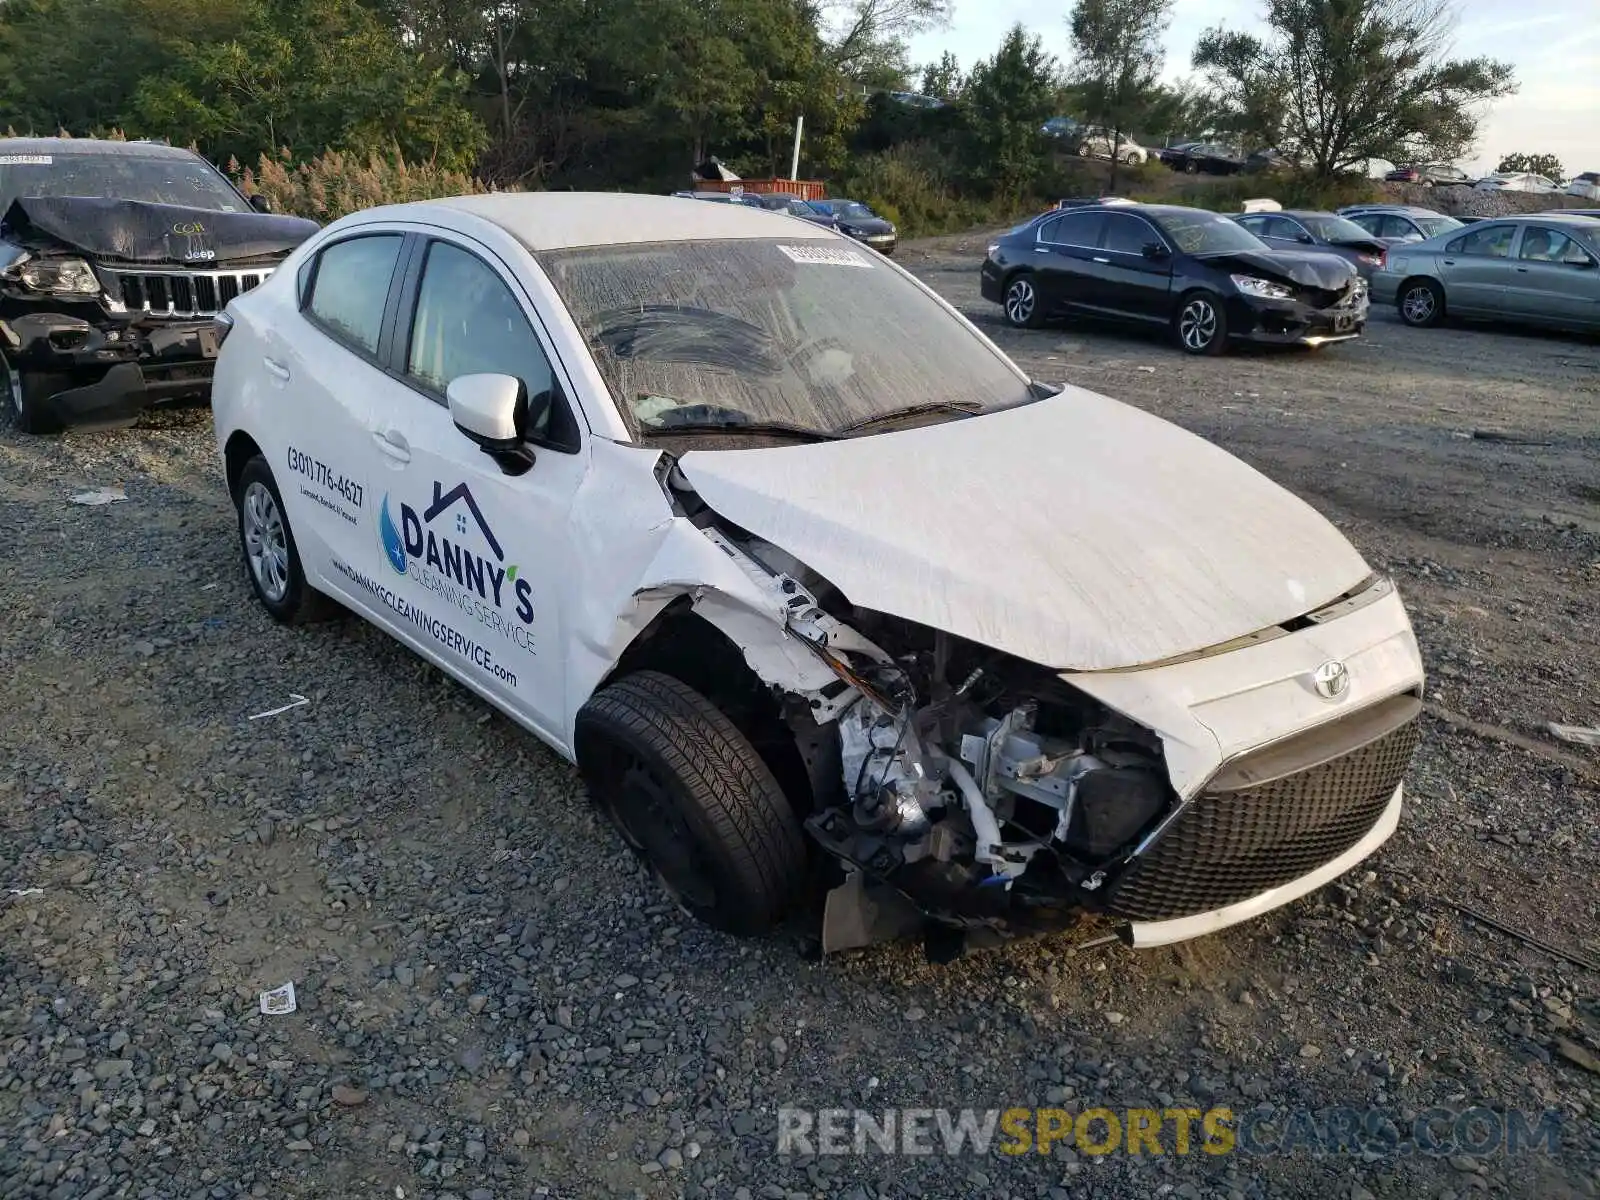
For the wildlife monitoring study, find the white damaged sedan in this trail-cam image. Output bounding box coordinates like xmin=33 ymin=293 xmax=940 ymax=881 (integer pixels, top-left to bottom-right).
xmin=210 ymin=193 xmax=1425 ymax=955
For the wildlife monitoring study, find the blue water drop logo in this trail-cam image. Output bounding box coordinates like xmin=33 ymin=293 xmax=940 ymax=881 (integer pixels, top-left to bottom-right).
xmin=379 ymin=494 xmax=407 ymax=575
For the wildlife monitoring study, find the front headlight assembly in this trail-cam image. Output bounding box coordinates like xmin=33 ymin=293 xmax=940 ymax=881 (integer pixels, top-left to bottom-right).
xmin=1230 ymin=274 xmax=1294 ymax=301
xmin=18 ymin=256 xmax=102 ymax=297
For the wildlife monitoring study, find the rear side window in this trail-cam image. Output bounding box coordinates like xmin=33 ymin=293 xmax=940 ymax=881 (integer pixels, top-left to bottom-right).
xmin=1046 ymin=210 xmax=1106 ymax=246
xmin=306 ymin=234 xmax=404 ymax=355
xmin=1447 ymin=225 xmax=1515 ymax=257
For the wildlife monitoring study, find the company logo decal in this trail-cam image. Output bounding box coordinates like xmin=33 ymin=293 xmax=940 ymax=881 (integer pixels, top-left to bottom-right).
xmin=376 ymin=481 xmax=535 ymax=655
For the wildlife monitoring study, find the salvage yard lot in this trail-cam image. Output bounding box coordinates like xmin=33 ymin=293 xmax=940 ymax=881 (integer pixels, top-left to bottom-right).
xmin=2 ymin=229 xmax=1597 ymax=1200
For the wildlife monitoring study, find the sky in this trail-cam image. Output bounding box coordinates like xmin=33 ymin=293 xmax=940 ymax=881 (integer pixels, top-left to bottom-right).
xmin=906 ymin=0 xmax=1599 ymax=176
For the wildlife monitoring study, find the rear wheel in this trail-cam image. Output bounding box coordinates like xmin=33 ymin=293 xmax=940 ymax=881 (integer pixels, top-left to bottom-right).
xmin=1175 ymin=292 xmax=1229 ymax=355
xmin=1003 ymin=274 xmax=1046 ymax=329
xmin=1398 ymin=278 xmax=1444 ymax=328
xmin=1121 ymin=150 xmax=1140 ymax=165
xmin=1184 ymin=159 xmax=1199 ymax=175
xmin=234 ymin=455 xmax=338 ymax=624
xmin=575 ymin=671 xmax=808 ymax=935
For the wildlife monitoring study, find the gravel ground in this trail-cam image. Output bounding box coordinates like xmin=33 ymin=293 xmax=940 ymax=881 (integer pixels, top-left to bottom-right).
xmin=2 ymin=233 xmax=1598 ymax=1200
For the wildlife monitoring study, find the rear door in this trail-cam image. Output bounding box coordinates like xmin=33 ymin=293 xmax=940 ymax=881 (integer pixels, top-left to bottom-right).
xmin=267 ymin=230 xmax=408 ymax=586
xmin=1505 ymin=225 xmax=1600 ymax=327
xmin=1032 ymin=210 xmax=1108 ymax=314
xmin=1437 ymin=223 xmax=1518 ymax=315
xmin=1089 ymin=211 xmax=1175 ymax=322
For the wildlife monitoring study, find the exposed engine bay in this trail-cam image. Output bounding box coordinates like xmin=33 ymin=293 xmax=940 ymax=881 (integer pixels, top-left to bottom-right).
xmin=683 ymin=496 xmax=1181 ymax=950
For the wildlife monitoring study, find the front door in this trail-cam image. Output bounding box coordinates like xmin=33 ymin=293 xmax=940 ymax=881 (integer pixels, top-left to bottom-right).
xmin=1505 ymin=226 xmax=1600 ymax=328
xmin=1090 ymin=211 xmax=1175 ymax=322
xmin=357 ymin=234 xmax=589 ymax=742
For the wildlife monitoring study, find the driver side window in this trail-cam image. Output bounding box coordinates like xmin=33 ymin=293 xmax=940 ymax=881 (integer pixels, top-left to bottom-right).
xmin=404 ymin=240 xmax=580 ymax=450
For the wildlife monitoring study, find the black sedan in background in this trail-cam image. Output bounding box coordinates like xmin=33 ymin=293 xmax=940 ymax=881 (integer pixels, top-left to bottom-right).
xmin=806 ymin=198 xmax=897 ymax=254
xmin=1162 ymin=143 xmax=1246 ymax=175
xmin=1231 ymin=209 xmax=1393 ymax=279
xmin=980 ymin=203 xmax=1368 ymax=355
xmin=752 ymin=193 xmax=841 ymax=228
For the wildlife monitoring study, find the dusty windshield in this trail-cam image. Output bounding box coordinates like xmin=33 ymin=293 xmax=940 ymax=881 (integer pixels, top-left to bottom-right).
xmin=0 ymin=152 xmax=245 ymax=213
xmin=540 ymin=238 xmax=1034 ymax=441
xmin=1299 ymin=214 xmax=1377 ymax=242
xmin=1156 ymin=209 xmax=1270 ymax=255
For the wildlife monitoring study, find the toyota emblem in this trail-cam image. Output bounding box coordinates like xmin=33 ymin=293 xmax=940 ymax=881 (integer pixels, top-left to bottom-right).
xmin=1312 ymin=660 xmax=1350 ymax=700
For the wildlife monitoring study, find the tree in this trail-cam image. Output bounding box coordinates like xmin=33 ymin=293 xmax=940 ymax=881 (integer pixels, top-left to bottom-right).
xmin=1496 ymin=152 xmax=1563 ymax=181
xmin=1193 ymin=0 xmax=1517 ymax=178
xmin=1067 ymin=0 xmax=1172 ymax=190
xmin=825 ymin=0 xmax=951 ymax=80
xmin=919 ymin=51 xmax=964 ymax=100
xmin=962 ymin=24 xmax=1060 ymax=199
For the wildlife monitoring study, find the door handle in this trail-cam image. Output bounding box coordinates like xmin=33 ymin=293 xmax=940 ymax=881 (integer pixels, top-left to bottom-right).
xmin=1515 ymin=266 xmax=1529 ymax=273
xmin=1092 ymin=256 xmax=1111 ymax=264
xmin=1442 ymin=260 xmax=1456 ymax=266
xmin=262 ymin=357 xmax=290 ymax=382
xmin=1034 ymin=247 xmax=1051 ymax=254
xmin=372 ymin=428 xmax=410 ymax=463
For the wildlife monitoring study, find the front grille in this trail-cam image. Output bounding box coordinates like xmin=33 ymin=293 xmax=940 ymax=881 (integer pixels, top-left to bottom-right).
xmin=1106 ymin=695 xmax=1420 ymax=922
xmin=109 ymin=267 xmax=271 ymax=317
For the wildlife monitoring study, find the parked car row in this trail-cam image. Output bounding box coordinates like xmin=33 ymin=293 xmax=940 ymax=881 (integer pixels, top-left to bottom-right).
xmin=1383 ymin=163 xmax=1599 ymax=196
xmin=672 ymin=191 xmax=898 ymax=255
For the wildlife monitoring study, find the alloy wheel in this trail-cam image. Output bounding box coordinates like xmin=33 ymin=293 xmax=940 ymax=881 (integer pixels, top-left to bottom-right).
xmin=1402 ymin=286 xmax=1435 ymax=324
xmin=242 ymin=481 xmax=290 ymax=603
xmin=1180 ymin=298 xmax=1218 ymax=351
xmin=1005 ymin=278 xmax=1036 ymax=326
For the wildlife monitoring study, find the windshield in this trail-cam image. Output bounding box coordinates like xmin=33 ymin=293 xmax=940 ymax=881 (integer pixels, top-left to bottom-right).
xmin=1416 ymin=215 xmax=1463 ymax=236
xmin=1155 ymin=209 xmax=1270 ymax=255
xmin=1298 ymin=214 xmax=1380 ymax=241
xmin=540 ymin=238 xmax=1034 ymax=441
xmin=831 ymin=202 xmax=875 ymax=220
xmin=0 ymin=151 xmax=245 ymax=213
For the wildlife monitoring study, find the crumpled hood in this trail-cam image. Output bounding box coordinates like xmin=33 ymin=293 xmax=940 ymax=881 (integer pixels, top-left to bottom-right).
xmin=1203 ymin=247 xmax=1357 ymax=290
xmin=1 ymin=196 xmax=318 ymax=264
xmin=840 ymin=215 xmax=895 ymax=235
xmin=677 ymin=388 xmax=1373 ymax=672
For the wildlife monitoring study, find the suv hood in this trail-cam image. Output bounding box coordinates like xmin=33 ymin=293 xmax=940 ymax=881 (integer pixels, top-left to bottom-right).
xmin=1203 ymin=247 xmax=1355 ymax=289
xmin=676 ymin=388 xmax=1372 ymax=672
xmin=0 ymin=196 xmax=318 ymax=264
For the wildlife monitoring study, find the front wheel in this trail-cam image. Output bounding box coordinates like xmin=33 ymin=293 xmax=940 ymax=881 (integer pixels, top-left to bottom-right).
xmin=1175 ymin=292 xmax=1229 ymax=355
xmin=1003 ymin=275 xmax=1046 ymax=329
xmin=4 ymin=368 xmax=70 ymax=435
xmin=1184 ymin=160 xmax=1199 ymax=175
xmin=1398 ymin=279 xmax=1444 ymax=328
xmin=575 ymin=671 xmax=808 ymax=935
xmin=1121 ymin=151 xmax=1140 ymax=165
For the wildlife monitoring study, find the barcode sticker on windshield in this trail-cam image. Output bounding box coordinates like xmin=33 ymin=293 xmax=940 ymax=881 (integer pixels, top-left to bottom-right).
xmin=0 ymin=155 xmax=52 ymax=165
xmin=778 ymin=244 xmax=874 ymax=268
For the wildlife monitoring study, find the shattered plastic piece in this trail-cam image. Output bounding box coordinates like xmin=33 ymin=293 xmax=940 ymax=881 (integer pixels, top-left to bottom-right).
xmin=259 ymin=982 xmax=297 ymax=1015
xmin=70 ymin=486 xmax=127 ymax=506
xmin=248 ymin=694 xmax=310 ymax=721
xmin=7 ymin=887 xmax=44 ymax=898
xmin=1135 ymin=365 xmax=1157 ymax=373
xmin=1547 ymin=722 xmax=1600 ymax=748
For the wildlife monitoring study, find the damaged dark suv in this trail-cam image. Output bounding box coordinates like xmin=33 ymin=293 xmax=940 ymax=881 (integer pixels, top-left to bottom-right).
xmin=0 ymin=137 xmax=319 ymax=433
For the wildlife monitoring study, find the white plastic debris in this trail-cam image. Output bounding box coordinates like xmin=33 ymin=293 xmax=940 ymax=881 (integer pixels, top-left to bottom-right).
xmin=248 ymin=694 xmax=310 ymax=721
xmin=1547 ymin=722 xmax=1600 ymax=748
xmin=259 ymin=982 xmax=297 ymax=1016
xmin=70 ymin=486 xmax=127 ymax=506
xmin=7 ymin=887 xmax=44 ymax=898
xmin=1135 ymin=365 xmax=1157 ymax=373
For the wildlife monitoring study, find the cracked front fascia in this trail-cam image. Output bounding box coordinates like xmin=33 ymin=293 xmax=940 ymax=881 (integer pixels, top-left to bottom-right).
xmin=1069 ymin=585 xmax=1425 ymax=799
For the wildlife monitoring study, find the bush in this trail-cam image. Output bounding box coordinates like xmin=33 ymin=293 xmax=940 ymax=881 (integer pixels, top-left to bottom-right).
xmin=231 ymin=148 xmax=495 ymax=223
xmin=838 ymin=143 xmax=1042 ymax=238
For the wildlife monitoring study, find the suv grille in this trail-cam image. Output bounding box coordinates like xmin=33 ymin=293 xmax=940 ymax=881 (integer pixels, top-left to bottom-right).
xmin=108 ymin=268 xmax=271 ymax=317
xmin=1106 ymin=694 xmax=1420 ymax=922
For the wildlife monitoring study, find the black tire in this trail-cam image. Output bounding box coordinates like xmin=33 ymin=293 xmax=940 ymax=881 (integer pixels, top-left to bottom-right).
xmin=1175 ymin=291 xmax=1229 ymax=355
xmin=1184 ymin=159 xmax=1199 ymax=174
xmin=1002 ymin=273 xmax=1046 ymax=329
xmin=233 ymin=455 xmax=338 ymax=624
xmin=575 ymin=671 xmax=807 ymax=936
xmin=5 ymin=368 xmax=70 ymax=435
xmin=1397 ymin=278 xmax=1444 ymax=328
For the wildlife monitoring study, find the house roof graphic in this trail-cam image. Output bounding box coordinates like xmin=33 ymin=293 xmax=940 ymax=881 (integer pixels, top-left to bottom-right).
xmin=422 ymin=481 xmax=504 ymax=562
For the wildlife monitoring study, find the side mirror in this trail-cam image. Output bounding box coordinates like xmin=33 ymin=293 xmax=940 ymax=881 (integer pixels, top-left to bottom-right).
xmin=248 ymin=194 xmax=274 ymax=214
xmin=1574 ymin=255 xmax=1598 ymax=269
xmin=1296 ymin=232 xmax=1315 ymax=244
xmin=447 ymin=373 xmax=545 ymax=474
xmin=1142 ymin=242 xmax=1170 ymax=261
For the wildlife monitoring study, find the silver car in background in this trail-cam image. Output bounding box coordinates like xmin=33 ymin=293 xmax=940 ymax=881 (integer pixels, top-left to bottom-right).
xmin=1372 ymin=214 xmax=1600 ymax=332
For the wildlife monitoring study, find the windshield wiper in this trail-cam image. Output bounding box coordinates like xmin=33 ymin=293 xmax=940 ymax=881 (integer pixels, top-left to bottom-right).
xmin=833 ymin=401 xmax=982 ymax=436
xmin=638 ymin=419 xmax=840 ymax=441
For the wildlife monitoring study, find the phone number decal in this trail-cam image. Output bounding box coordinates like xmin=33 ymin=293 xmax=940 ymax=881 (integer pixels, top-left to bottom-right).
xmin=287 ymin=445 xmax=364 ymax=509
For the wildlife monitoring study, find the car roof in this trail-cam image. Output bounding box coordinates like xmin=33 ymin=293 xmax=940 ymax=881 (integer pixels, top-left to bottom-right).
xmin=390 ymin=192 xmax=838 ymax=251
xmin=0 ymin=136 xmax=200 ymax=160
xmin=1342 ymin=205 xmax=1442 ymax=215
